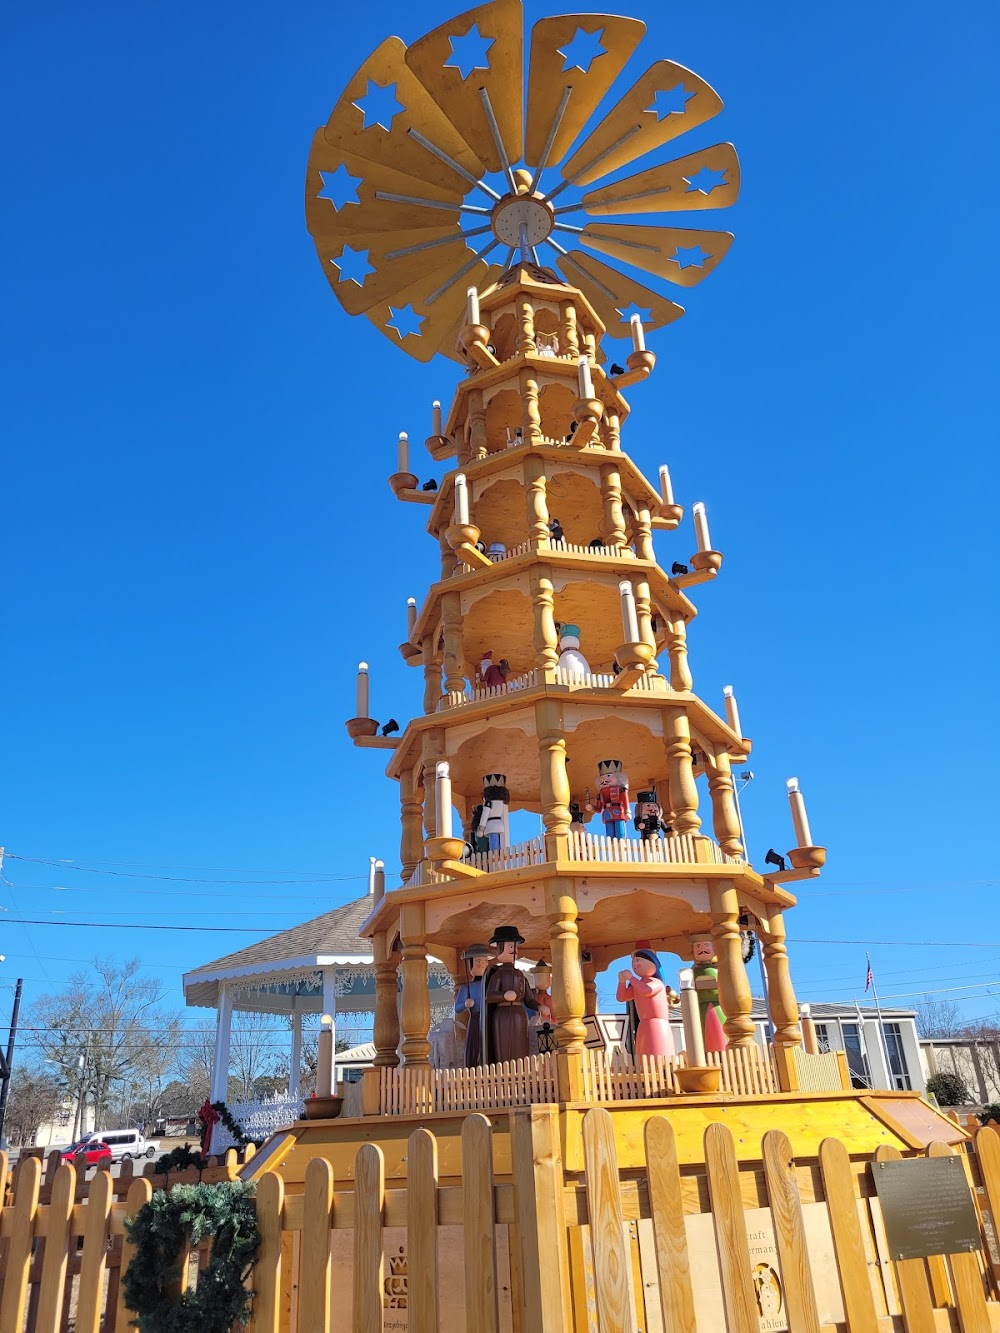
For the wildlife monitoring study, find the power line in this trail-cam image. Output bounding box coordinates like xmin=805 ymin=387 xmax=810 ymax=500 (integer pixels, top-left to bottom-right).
xmin=7 ymin=854 xmax=369 ymax=886
xmin=1 ymin=918 xmax=268 ymax=933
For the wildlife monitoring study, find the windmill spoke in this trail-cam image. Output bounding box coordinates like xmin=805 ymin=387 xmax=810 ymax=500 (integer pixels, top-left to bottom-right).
xmin=384 ymin=226 xmax=492 ymax=261
xmin=529 ymin=86 xmax=572 ymax=194
xmin=478 ymin=88 xmax=518 ymax=191
xmin=375 ymin=190 xmax=491 ymax=216
xmin=407 ymin=127 xmax=502 ymax=200
xmin=426 ymin=239 xmax=501 ymax=305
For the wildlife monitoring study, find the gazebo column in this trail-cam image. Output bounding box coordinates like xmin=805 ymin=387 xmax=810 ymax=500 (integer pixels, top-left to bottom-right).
xmin=210 ymin=984 xmax=233 ymax=1104
xmin=400 ymin=903 xmax=431 ymax=1067
xmin=581 ymin=952 xmax=598 ymax=1017
xmin=322 ymin=968 xmax=338 ymax=1089
xmin=289 ymin=1002 xmax=303 ymax=1098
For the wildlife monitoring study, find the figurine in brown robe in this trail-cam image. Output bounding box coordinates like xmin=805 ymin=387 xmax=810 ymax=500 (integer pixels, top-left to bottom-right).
xmin=482 ymin=925 xmax=539 ymax=1065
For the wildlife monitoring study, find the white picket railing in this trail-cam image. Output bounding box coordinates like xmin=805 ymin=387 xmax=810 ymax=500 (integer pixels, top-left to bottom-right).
xmin=212 ymin=1092 xmax=305 ymax=1151
xmin=567 ymin=829 xmax=743 ymax=866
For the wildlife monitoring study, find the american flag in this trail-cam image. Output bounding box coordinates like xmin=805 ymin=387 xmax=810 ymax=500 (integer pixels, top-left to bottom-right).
xmin=865 ymin=959 xmax=873 ymax=992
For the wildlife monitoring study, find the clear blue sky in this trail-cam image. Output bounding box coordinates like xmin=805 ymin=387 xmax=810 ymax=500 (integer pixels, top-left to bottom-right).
xmin=3 ymin=0 xmax=998 ymax=1052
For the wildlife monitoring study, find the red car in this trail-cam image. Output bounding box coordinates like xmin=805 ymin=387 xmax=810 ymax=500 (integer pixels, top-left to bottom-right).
xmin=63 ymin=1140 xmax=112 ymax=1166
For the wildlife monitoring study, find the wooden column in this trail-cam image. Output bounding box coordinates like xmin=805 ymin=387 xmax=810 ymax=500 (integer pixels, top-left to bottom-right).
xmin=665 ymin=614 xmax=693 ymax=692
xmin=762 ymin=908 xmax=802 ymax=1050
xmin=421 ymin=630 xmax=441 ymax=715
xmin=546 ymin=880 xmax=587 ymax=1098
xmin=520 ymin=370 xmax=542 ymax=442
xmin=517 ymin=295 xmax=536 ymax=355
xmin=530 ymin=563 xmax=559 ymax=673
xmin=438 ymin=527 xmax=458 ymax=581
xmin=706 ymin=746 xmax=744 ymax=857
xmin=441 ymin=592 xmax=465 ymax=696
xmin=372 ymin=932 xmax=401 ymax=1068
xmin=469 ymin=389 xmax=487 ymax=459
xmin=560 ymin=303 xmax=579 ymax=358
xmin=536 ymin=698 xmax=571 ymax=858
xmin=709 ymin=881 xmax=755 ymax=1047
xmin=603 ymin=409 xmax=621 ymax=450
xmin=399 ymin=903 xmax=431 ymax=1067
xmin=662 ymin=707 xmax=701 ymax=835
xmin=633 ymin=577 xmax=661 ymax=675
xmin=599 ymin=463 xmax=627 ymax=547
xmin=399 ymin=766 xmax=424 ymax=883
xmin=524 ymin=453 xmax=550 ymax=545
xmin=581 ymin=954 xmax=598 ymax=1017
xmin=633 ymin=506 xmax=655 ymax=562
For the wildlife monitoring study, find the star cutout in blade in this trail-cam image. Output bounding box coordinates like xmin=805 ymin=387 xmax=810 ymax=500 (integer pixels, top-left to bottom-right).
xmin=616 ymin=303 xmax=654 ymax=326
xmin=387 ymin=304 xmax=424 ymax=339
xmin=684 ymin=166 xmax=728 ymax=196
xmin=317 ymin=164 xmax=362 ymax=211
xmin=670 ymin=245 xmax=711 ymax=269
xmin=445 ymin=23 xmax=495 ymax=79
xmin=557 ymin=27 xmax=606 ymax=74
xmin=353 ymin=80 xmax=405 ymax=132
xmin=330 ymin=245 xmax=375 ymax=287
xmin=646 ymin=84 xmax=696 ymax=121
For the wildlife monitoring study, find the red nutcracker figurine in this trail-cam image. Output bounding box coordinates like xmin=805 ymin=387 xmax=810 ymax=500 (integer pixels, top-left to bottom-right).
xmin=595 ymin=758 xmax=630 ymax=839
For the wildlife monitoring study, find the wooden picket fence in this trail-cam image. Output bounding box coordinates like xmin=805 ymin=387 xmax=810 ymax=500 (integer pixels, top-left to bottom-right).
xmin=581 ymin=1043 xmax=778 ymax=1101
xmin=378 ymin=1052 xmax=558 ymax=1115
xmin=5 ymin=1110 xmax=1000 ymax=1331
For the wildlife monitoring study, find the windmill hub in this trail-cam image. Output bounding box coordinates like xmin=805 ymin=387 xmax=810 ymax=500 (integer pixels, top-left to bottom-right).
xmin=490 ymin=192 xmax=554 ymax=249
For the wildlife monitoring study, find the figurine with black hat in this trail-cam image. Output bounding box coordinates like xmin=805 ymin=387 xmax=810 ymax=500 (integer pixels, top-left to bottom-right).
xmin=482 ymin=924 xmax=540 ymax=1065
xmin=634 ymin=786 xmax=670 ymax=841
xmin=455 ymin=943 xmax=493 ymax=1068
xmin=476 ymin=772 xmax=510 ymax=851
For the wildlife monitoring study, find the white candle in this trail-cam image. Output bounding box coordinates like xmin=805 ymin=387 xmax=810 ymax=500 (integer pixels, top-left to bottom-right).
xmin=373 ymin=859 xmax=385 ymax=903
xmin=435 ymin=761 xmax=453 ymax=838
xmin=577 ymin=355 xmax=594 ymax=400
xmin=397 ymin=431 xmax=409 ymax=473
xmin=432 ymin=400 xmax=442 ymax=436
xmin=316 ymin=1015 xmax=333 ymax=1096
xmin=658 ymin=464 xmax=674 ymax=506
xmin=692 ymin=501 xmax=712 ymax=552
xmin=454 ymin=473 xmax=470 ymax=525
xmin=722 ymin=685 xmax=742 ymax=737
xmin=368 ymin=855 xmax=377 ymax=895
xmin=786 ymin=777 xmax=813 ymax=848
xmin=406 ymin=597 xmax=417 ymax=635
xmin=630 ymin=313 xmax=645 ymax=353
xmin=618 ymin=580 xmax=640 ymax=643
xmin=356 ymin=662 xmax=369 ymax=718
xmin=678 ymin=969 xmax=706 ymax=1066
xmin=466 ymin=286 xmax=480 ymax=325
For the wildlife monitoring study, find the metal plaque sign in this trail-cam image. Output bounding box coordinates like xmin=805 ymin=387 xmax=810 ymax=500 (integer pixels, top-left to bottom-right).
xmin=871 ymin=1156 xmax=982 ymax=1261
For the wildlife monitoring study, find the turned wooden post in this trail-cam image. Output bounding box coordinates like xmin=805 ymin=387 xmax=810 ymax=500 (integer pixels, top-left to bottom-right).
xmin=524 ymin=452 xmax=550 ymax=545
xmin=662 ymin=707 xmax=701 ymax=835
xmin=599 ymin=463 xmax=627 ymax=547
xmin=665 ymin=614 xmax=693 ymax=692
xmin=706 ymin=746 xmax=744 ymax=857
xmin=399 ymin=903 xmax=431 ymax=1067
xmin=633 ymin=576 xmax=661 ymax=676
xmin=603 ymin=409 xmax=621 ymax=451
xmin=530 ymin=563 xmax=559 ymax=673
xmin=633 ymin=505 xmax=655 ymax=563
xmin=561 ymin=303 xmax=580 ymax=358
xmin=468 ymin=389 xmax=488 ymax=460
xmin=545 ymin=880 xmax=587 ymax=1096
xmin=536 ymin=698 xmax=571 ymax=858
xmin=517 ymin=295 xmax=536 ymax=355
xmin=709 ymin=881 xmax=756 ymax=1046
xmin=399 ymin=766 xmax=424 ymax=883
xmin=441 ymin=591 xmax=466 ymax=696
xmin=762 ymin=907 xmax=802 ymax=1049
xmin=581 ymin=954 xmax=598 ymax=1017
xmin=421 ymin=630 xmax=441 ymax=715
xmin=438 ymin=527 xmax=458 ymax=581
xmin=372 ymin=932 xmax=401 ymax=1068
xmin=520 ymin=369 xmax=542 ymax=442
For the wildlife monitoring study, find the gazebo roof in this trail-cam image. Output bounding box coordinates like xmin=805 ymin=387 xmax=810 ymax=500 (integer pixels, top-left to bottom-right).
xmin=183 ymin=895 xmax=376 ymax=1013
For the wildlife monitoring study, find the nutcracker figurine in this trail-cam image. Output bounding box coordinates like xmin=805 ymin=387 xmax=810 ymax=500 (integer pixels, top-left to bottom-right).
xmin=690 ymin=934 xmax=728 ymax=1052
xmin=477 ymin=772 xmax=510 ymax=851
xmin=595 ymin=758 xmax=630 ymax=840
xmin=634 ymin=788 xmax=670 ymax=841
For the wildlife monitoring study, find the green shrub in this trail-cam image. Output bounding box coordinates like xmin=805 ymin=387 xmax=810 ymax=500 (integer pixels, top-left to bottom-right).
xmin=978 ymin=1102 xmax=1000 ymax=1126
xmin=925 ymin=1071 xmax=970 ymax=1106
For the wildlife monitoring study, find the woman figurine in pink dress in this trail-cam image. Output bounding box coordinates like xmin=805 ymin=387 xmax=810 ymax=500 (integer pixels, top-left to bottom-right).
xmin=616 ymin=949 xmax=679 ymax=1059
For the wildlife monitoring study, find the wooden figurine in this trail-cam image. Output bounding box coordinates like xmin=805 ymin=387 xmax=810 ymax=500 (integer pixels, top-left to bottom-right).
xmin=557 ymin=623 xmax=590 ymax=677
xmin=477 ymin=773 xmax=510 ymax=850
xmin=690 ymin=935 xmax=728 ymax=1052
xmin=479 ymin=650 xmax=506 ymax=688
xmin=634 ymin=788 xmax=671 ymax=840
xmin=454 ymin=944 xmax=493 ymax=1067
xmin=595 ymin=759 xmax=630 ymax=840
xmin=482 ymin=925 xmax=540 ymax=1064
xmin=617 ymin=949 xmax=679 ymax=1059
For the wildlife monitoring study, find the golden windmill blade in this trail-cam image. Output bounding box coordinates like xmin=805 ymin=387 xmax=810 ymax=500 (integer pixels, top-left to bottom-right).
xmin=404 ymin=0 xmax=524 ymax=175
xmin=523 ymin=14 xmax=645 ymax=173
xmin=560 ymin=60 xmax=724 ymax=188
xmin=582 ymin=144 xmax=740 ymax=216
xmin=578 ymin=221 xmax=734 ymax=286
xmin=306 ymin=1 xmax=742 ymax=361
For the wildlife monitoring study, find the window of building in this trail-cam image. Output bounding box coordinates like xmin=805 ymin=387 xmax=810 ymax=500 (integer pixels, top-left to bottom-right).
xmin=814 ymin=1023 xmax=831 ymax=1054
xmin=882 ymin=1021 xmax=912 ymax=1090
xmin=841 ymin=1022 xmax=872 ymax=1088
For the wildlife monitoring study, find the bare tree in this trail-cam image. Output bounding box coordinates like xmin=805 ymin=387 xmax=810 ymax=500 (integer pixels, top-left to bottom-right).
xmin=177 ymin=1022 xmax=216 ymax=1106
xmin=4 ymin=1068 xmax=64 ymax=1146
xmin=228 ymin=1011 xmax=282 ymax=1102
xmin=27 ymin=958 xmax=183 ymax=1129
xmin=914 ymin=997 xmax=964 ymax=1038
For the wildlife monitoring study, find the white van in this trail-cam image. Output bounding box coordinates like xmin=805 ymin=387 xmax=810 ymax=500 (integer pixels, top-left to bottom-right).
xmin=83 ymin=1129 xmax=158 ymax=1161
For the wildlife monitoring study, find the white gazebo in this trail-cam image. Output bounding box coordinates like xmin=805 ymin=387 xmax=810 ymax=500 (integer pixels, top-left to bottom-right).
xmin=183 ymin=882 xmax=453 ymax=1146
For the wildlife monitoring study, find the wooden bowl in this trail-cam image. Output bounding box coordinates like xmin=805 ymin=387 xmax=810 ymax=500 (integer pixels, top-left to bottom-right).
xmin=302 ymin=1095 xmax=344 ymax=1120
xmin=674 ymin=1066 xmax=722 ymax=1095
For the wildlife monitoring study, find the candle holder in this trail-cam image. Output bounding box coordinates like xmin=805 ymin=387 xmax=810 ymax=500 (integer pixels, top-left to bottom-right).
xmin=627 ymin=348 xmax=655 ymax=377
xmin=458 ymin=323 xmax=496 ymax=370
xmin=445 ymin=522 xmax=492 ymax=569
xmin=569 ymin=396 xmax=604 ymax=447
xmin=674 ymin=1065 xmax=721 ymax=1095
xmin=397 ymin=640 xmax=422 ymax=662
xmin=303 ymin=1094 xmax=344 ymax=1120
xmin=424 ymin=834 xmax=468 ymax=864
xmin=424 ymin=434 xmax=451 ymax=454
xmin=654 ymin=501 xmax=684 ymax=529
xmin=346 ymin=717 xmax=379 ymax=739
xmin=616 ymin=641 xmax=653 ymax=669
xmin=690 ymin=549 xmax=723 ymax=576
xmin=389 ymin=471 xmax=419 ymax=497
xmin=788 ymin=845 xmax=826 ymax=871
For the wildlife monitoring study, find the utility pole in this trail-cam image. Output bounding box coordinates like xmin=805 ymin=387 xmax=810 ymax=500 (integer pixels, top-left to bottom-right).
xmin=0 ymin=977 xmax=24 ymax=1144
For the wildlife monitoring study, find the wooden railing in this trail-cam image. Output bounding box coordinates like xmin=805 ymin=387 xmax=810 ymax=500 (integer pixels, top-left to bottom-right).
xmin=377 ymin=1052 xmax=558 ymax=1116
xmin=582 ymin=1044 xmax=777 ymax=1101
xmin=441 ymin=663 xmax=668 ymax=711
xmin=5 ymin=1113 xmax=1000 ymax=1332
xmin=567 ymin=827 xmax=743 ymax=865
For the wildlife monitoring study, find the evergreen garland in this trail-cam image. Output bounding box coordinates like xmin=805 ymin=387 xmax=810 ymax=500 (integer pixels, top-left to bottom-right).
xmin=123 ymin=1181 xmax=260 ymax=1333
xmin=210 ymin=1099 xmax=253 ymax=1148
xmin=155 ymin=1144 xmax=208 ymax=1175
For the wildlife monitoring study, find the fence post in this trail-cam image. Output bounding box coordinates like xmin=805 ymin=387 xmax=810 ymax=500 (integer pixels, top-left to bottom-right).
xmin=76 ymin=1167 xmax=114 ymax=1333
xmin=0 ymin=1154 xmax=41 ymax=1333
xmin=115 ymin=1176 xmax=154 ymax=1333
xmin=511 ymin=1107 xmax=573 ymax=1332
xmin=250 ymin=1171 xmax=284 ymax=1333
xmin=463 ymin=1115 xmax=500 ymax=1333
xmin=582 ymin=1107 xmax=635 ymax=1330
xmin=354 ymin=1143 xmax=385 ymax=1333
xmin=300 ymin=1158 xmax=334 ymax=1333
xmin=34 ymin=1162 xmax=76 ymax=1333
xmin=407 ymin=1128 xmax=440 ymax=1333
